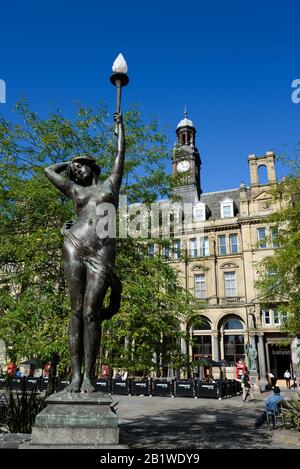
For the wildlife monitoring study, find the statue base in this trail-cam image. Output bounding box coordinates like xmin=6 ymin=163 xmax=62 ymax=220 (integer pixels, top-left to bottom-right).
xmin=249 ymin=370 xmax=259 ymax=386
xmin=258 ymin=375 xmax=269 ymax=392
xmin=19 ymin=391 xmax=127 ymax=449
xmin=249 ymin=370 xmax=268 ymax=393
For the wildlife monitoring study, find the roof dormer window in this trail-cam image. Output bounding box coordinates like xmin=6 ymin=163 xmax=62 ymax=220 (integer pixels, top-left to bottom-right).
xmin=193 ymin=201 xmax=206 ymax=222
xmin=220 ymin=198 xmax=234 ymax=219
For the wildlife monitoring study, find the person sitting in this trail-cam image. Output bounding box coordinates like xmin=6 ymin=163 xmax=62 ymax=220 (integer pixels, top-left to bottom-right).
xmin=255 ymin=386 xmax=285 ymax=429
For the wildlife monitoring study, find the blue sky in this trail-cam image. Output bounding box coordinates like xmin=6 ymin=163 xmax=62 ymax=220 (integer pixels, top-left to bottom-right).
xmin=0 ymin=0 xmax=299 ymax=192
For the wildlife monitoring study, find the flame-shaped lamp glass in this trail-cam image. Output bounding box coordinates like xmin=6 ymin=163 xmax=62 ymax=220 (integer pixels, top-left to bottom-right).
xmin=112 ymin=53 xmax=128 ymax=74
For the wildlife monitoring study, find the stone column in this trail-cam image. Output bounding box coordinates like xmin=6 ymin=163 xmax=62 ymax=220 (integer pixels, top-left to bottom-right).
xmin=266 ymin=151 xmax=276 ymax=182
xmin=248 ymin=155 xmax=258 ymax=186
xmin=152 ymin=352 xmax=157 ymax=377
xmin=212 ymin=332 xmax=219 ymax=362
xmin=265 ymin=341 xmax=270 ymax=373
xmin=220 ymin=331 xmax=224 ymax=360
xmin=180 ymin=322 xmax=187 ymax=356
xmin=189 ymin=341 xmax=193 ymax=361
xmin=180 ymin=337 xmax=188 ymax=379
xmin=181 ymin=337 xmax=187 ymax=355
xmin=188 ymin=327 xmax=193 ymax=361
xmin=258 ymin=334 xmax=266 ymax=376
xmin=257 ymin=333 xmax=268 ymax=389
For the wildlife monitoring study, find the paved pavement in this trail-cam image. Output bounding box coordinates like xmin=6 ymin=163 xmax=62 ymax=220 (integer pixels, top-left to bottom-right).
xmin=1 ymin=386 xmax=299 ymax=449
xmin=115 ymin=388 xmax=300 ymax=449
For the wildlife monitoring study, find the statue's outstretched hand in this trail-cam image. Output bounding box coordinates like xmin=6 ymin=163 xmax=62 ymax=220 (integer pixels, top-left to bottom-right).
xmin=114 ymin=112 xmax=123 ymax=136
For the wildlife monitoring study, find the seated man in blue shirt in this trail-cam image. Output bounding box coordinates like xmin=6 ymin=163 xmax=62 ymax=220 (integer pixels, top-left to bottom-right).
xmin=255 ymin=386 xmax=285 ymax=429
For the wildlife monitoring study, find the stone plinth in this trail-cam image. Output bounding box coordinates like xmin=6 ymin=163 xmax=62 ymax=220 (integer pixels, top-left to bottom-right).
xmin=20 ymin=391 xmax=126 ymax=449
xmin=249 ymin=370 xmax=259 ymax=386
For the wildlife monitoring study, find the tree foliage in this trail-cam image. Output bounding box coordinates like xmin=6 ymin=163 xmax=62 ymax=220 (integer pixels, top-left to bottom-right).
xmin=102 ymin=238 xmax=195 ymax=376
xmin=256 ymin=152 xmax=300 ymax=335
xmin=0 ymin=100 xmax=195 ymax=375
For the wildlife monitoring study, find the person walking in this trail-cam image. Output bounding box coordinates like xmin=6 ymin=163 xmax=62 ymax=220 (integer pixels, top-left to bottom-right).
xmin=241 ymin=369 xmax=255 ymax=402
xmin=284 ymin=370 xmax=291 ymax=389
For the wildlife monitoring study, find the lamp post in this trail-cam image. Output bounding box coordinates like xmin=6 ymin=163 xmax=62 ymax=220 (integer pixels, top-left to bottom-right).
xmin=110 ymin=53 xmax=129 ymax=119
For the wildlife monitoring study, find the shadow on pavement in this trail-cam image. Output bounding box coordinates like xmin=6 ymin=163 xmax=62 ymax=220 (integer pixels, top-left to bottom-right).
xmin=119 ymin=405 xmax=272 ymax=449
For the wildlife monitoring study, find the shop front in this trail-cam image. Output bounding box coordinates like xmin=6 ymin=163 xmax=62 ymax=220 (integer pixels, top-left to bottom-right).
xmin=265 ymin=337 xmax=292 ymax=379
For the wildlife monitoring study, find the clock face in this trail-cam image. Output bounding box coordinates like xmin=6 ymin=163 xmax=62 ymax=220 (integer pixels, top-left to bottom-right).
xmin=177 ymin=160 xmax=190 ymax=173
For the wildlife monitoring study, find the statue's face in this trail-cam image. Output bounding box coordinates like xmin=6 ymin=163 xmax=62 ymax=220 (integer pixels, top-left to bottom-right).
xmin=71 ymin=162 xmax=93 ymax=186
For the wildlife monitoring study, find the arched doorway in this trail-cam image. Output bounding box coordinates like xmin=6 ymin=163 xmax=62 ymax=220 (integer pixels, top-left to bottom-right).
xmin=220 ymin=316 xmax=245 ymax=364
xmin=188 ymin=316 xmax=213 ymax=379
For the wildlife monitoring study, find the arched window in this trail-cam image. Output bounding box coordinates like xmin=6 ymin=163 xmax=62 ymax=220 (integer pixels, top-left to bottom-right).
xmin=258 ymin=164 xmax=268 ymax=184
xmin=190 ymin=317 xmax=212 ymax=360
xmin=221 ymin=317 xmax=245 ymax=363
xmin=224 ymin=318 xmax=244 ymax=330
xmin=190 ymin=317 xmax=211 ymax=331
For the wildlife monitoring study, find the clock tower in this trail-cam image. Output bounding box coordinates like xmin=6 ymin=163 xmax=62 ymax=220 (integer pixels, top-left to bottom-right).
xmin=172 ymin=110 xmax=202 ymax=203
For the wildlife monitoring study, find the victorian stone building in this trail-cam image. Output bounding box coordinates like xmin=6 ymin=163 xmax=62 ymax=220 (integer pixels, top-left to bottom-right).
xmin=156 ymin=112 xmax=298 ymax=381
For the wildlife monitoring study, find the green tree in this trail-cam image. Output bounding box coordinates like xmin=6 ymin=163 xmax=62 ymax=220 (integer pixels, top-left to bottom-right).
xmin=256 ymin=152 xmax=300 ymax=335
xmin=0 ymin=100 xmax=195 ymax=374
xmin=102 ymin=238 xmax=194 ymax=376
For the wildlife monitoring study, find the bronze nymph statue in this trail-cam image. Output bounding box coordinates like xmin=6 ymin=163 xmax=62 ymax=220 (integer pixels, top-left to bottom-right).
xmin=246 ymin=343 xmax=258 ymax=372
xmin=44 ymin=111 xmax=124 ymax=392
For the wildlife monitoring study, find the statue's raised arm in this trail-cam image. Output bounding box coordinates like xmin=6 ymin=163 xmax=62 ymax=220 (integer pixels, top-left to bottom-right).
xmin=108 ymin=111 xmax=125 ymax=192
xmin=44 ymin=161 xmax=75 ymax=198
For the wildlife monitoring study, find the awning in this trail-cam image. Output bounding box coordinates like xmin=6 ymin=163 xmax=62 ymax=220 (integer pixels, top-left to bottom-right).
xmin=20 ymin=358 xmax=43 ymax=368
xmin=193 ymin=358 xmax=220 ymax=367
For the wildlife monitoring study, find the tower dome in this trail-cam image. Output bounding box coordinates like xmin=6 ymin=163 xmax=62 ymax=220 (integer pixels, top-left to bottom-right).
xmin=176 ymin=108 xmax=196 ymax=146
xmin=177 ymin=115 xmax=194 ymax=129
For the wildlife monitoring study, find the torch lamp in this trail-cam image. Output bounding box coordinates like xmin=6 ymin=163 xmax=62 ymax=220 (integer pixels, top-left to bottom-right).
xmin=110 ymin=53 xmax=129 ymax=119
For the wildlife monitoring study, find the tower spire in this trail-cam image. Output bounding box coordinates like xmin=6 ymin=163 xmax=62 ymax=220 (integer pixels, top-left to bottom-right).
xmin=176 ymin=108 xmax=195 ymax=146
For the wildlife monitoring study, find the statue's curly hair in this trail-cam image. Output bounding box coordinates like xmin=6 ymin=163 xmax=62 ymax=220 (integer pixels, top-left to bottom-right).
xmin=66 ymin=156 xmax=101 ymax=182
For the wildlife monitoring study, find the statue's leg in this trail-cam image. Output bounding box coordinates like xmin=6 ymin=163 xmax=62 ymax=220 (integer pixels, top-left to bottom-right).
xmin=62 ymin=240 xmax=86 ymax=392
xmin=81 ymin=269 xmax=109 ymax=393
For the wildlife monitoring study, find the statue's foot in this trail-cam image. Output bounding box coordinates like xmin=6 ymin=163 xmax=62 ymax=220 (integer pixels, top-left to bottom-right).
xmin=81 ymin=377 xmax=96 ymax=393
xmin=65 ymin=378 xmax=81 ymax=393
